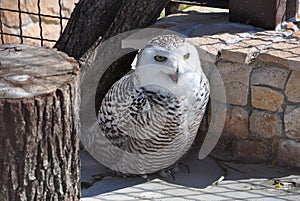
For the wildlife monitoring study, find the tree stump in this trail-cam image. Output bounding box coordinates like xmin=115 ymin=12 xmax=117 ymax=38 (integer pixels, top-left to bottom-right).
xmin=0 ymin=44 xmax=81 ymax=201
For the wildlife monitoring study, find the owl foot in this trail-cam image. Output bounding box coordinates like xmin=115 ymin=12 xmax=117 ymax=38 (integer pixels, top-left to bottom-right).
xmin=104 ymin=169 xmax=152 ymax=181
xmin=159 ymin=168 xmax=177 ymax=180
xmin=159 ymin=162 xmax=190 ymax=180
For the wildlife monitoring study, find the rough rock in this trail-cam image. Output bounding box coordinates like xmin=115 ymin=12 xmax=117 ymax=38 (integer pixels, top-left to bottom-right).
xmin=1 ymin=11 xmax=30 ymax=28
xmin=1 ymin=26 xmax=20 ymax=44
xmin=285 ymin=71 xmax=300 ymax=103
xmin=250 ymin=110 xmax=282 ymax=140
xmin=232 ymin=140 xmax=271 ymax=161
xmin=277 ymin=139 xmax=300 ymax=168
xmin=217 ymin=61 xmax=252 ymax=105
xmin=284 ymin=105 xmax=300 ymax=142
xmin=223 ymin=106 xmax=249 ymax=139
xmin=251 ymin=66 xmax=289 ymax=89
xmin=251 ymin=86 xmax=284 ymax=112
xmin=25 ymin=0 xmax=60 ymax=16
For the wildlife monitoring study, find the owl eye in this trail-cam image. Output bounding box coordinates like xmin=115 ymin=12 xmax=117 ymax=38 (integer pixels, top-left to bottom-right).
xmin=183 ymin=53 xmax=190 ymax=60
xmin=154 ymin=55 xmax=167 ymax=62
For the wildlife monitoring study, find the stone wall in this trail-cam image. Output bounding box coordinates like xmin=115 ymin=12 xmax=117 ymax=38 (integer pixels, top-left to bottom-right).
xmin=191 ymin=32 xmax=300 ymax=168
xmin=0 ymin=0 xmax=78 ymax=47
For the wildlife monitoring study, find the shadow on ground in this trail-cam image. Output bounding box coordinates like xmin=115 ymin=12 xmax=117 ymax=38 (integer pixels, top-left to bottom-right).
xmin=81 ymin=149 xmax=300 ymax=200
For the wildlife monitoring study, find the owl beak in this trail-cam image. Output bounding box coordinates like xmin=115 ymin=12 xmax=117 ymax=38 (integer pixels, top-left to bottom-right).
xmin=169 ymin=72 xmax=178 ymax=84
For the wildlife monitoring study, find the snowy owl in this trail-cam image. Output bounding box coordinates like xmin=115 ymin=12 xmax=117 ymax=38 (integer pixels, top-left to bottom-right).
xmin=97 ymin=35 xmax=210 ymax=175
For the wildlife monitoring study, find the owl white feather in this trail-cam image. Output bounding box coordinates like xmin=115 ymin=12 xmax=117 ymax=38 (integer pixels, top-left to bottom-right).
xmin=97 ymin=35 xmax=210 ymax=175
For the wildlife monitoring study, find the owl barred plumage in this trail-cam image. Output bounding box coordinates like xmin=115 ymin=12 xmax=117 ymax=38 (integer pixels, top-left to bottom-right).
xmin=97 ymin=35 xmax=210 ymax=175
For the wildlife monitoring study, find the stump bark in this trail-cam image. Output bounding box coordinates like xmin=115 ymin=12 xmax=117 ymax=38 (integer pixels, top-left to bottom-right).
xmin=0 ymin=44 xmax=81 ymax=201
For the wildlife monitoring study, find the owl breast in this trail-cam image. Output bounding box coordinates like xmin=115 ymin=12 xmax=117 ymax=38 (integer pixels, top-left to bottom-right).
xmin=96 ymin=73 xmax=209 ymax=174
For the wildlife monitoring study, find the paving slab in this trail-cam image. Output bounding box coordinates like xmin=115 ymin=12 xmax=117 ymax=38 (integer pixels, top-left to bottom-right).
xmin=81 ymin=151 xmax=300 ymax=200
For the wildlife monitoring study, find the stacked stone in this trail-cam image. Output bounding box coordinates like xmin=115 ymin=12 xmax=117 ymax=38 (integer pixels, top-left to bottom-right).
xmin=0 ymin=0 xmax=77 ymax=46
xmin=191 ymin=31 xmax=300 ymax=168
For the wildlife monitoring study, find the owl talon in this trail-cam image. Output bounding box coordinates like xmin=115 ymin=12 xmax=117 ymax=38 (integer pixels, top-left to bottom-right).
xmin=168 ymin=169 xmax=176 ymax=180
xmin=141 ymin=174 xmax=151 ymax=181
xmin=159 ymin=169 xmax=176 ymax=180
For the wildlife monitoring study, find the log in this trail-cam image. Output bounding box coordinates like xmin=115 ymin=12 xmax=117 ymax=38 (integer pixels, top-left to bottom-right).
xmin=0 ymin=44 xmax=81 ymax=201
xmin=229 ymin=0 xmax=298 ymax=30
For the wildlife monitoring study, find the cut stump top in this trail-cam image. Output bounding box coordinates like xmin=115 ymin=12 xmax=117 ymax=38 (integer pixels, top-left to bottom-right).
xmin=0 ymin=44 xmax=79 ymax=99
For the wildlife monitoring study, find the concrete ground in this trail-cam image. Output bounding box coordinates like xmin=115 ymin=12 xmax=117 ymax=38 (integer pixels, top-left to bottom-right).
xmin=81 ymin=150 xmax=300 ymax=201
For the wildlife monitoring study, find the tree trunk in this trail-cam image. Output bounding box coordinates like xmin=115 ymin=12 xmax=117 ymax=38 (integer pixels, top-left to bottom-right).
xmin=55 ymin=0 xmax=170 ymax=116
xmin=102 ymin=0 xmax=170 ymax=39
xmin=0 ymin=44 xmax=81 ymax=201
xmin=54 ymin=0 xmax=170 ymax=60
xmin=54 ymin=0 xmax=122 ymax=60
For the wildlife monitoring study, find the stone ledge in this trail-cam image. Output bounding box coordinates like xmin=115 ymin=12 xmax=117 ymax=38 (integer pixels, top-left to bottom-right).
xmin=220 ymin=32 xmax=300 ymax=70
xmin=156 ymin=13 xmax=300 ymax=71
xmin=191 ymin=30 xmax=300 ymax=71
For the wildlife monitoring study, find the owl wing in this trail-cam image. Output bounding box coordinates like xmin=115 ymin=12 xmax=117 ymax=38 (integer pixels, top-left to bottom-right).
xmin=187 ymin=76 xmax=210 ymax=135
xmin=98 ymin=74 xmax=141 ymax=150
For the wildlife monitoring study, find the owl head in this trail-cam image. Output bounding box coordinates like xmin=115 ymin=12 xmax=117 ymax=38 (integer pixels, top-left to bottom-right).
xmin=134 ymin=35 xmax=204 ymax=97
